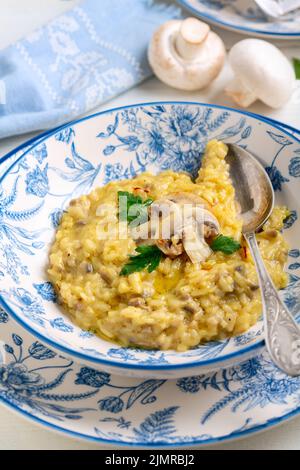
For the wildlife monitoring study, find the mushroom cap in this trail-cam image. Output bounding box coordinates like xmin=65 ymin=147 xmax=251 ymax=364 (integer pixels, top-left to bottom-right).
xmin=227 ymin=39 xmax=295 ymax=109
xmin=148 ymin=18 xmax=226 ymax=91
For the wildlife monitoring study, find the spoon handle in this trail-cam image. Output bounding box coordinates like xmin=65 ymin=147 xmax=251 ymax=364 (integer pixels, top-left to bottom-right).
xmin=244 ymin=231 xmax=300 ymax=376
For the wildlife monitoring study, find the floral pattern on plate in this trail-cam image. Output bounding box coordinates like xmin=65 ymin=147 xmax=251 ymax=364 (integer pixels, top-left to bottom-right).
xmin=0 ymin=311 xmax=300 ymax=447
xmin=0 ymin=103 xmax=299 ymax=376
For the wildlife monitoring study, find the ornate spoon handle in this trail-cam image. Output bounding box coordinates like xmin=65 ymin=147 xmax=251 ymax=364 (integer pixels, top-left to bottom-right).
xmin=244 ymin=231 xmax=300 ymax=376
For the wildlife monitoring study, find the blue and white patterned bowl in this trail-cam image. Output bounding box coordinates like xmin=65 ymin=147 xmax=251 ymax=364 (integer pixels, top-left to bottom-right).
xmin=177 ymin=0 xmax=300 ymax=39
xmin=1 ymin=311 xmax=300 ymax=447
xmin=0 ymin=102 xmax=300 ymax=379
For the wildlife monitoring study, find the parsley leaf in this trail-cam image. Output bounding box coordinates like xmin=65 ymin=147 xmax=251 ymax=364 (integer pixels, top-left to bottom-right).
xmin=120 ymin=245 xmax=163 ymax=276
xmin=293 ymin=58 xmax=300 ymax=80
xmin=210 ymin=234 xmax=241 ymax=254
xmin=118 ymin=191 xmax=153 ymax=223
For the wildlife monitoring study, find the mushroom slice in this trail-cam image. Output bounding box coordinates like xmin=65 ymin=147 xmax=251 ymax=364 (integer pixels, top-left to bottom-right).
xmin=167 ymin=192 xmax=207 ymax=205
xmin=196 ymin=209 xmax=220 ymax=239
xmin=131 ymin=199 xmax=182 ymax=244
xmin=157 ymin=234 xmax=184 ymax=258
xmin=194 ymin=210 xmax=220 ymax=262
xmin=153 ymin=192 xmax=209 ymax=210
xmin=131 ymin=191 xmax=220 ymax=264
xmin=182 ymin=224 xmax=212 ymax=264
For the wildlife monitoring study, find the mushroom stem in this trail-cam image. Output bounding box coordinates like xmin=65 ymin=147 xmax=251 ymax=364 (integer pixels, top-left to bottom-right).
xmin=225 ymin=77 xmax=258 ymax=108
xmin=175 ymin=18 xmax=210 ymax=61
xmin=182 ymin=226 xmax=212 ymax=264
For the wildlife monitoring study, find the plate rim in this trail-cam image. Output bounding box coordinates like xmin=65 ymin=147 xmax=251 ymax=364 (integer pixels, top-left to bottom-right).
xmin=0 ymin=123 xmax=67 ymax=167
xmin=0 ymin=100 xmax=299 ymax=372
xmin=1 ymin=381 xmax=300 ymax=448
xmin=177 ymin=0 xmax=300 ymax=38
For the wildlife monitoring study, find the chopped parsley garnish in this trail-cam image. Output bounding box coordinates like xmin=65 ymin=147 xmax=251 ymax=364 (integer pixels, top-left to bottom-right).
xmin=210 ymin=234 xmax=241 ymax=254
xmin=118 ymin=191 xmax=153 ymax=223
xmin=293 ymin=58 xmax=300 ymax=80
xmin=120 ymin=245 xmax=163 ymax=276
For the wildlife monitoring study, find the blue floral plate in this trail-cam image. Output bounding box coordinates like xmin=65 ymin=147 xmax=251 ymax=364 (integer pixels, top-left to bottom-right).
xmin=177 ymin=0 xmax=300 ymax=39
xmin=0 ymin=116 xmax=300 ymax=448
xmin=0 ymin=102 xmax=300 ymax=379
xmin=1 ymin=304 xmax=300 ymax=447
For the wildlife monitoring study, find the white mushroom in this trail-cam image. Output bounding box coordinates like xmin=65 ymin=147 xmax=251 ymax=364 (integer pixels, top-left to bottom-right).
xmin=131 ymin=192 xmax=220 ymax=263
xmin=225 ymin=39 xmax=296 ymax=108
xmin=148 ymin=17 xmax=226 ymax=91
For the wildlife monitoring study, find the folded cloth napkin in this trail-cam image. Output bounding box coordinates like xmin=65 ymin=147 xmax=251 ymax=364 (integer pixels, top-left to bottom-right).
xmin=0 ymin=0 xmax=181 ymax=139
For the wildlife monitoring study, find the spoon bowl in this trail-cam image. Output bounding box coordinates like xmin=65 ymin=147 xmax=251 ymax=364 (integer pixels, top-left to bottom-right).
xmin=226 ymin=143 xmax=300 ymax=376
xmin=226 ymin=143 xmax=274 ymax=234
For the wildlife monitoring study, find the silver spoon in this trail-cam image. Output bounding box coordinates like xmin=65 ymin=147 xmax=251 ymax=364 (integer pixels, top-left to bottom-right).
xmin=226 ymin=143 xmax=300 ymax=376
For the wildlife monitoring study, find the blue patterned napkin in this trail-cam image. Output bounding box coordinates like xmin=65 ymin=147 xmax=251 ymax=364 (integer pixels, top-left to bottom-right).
xmin=0 ymin=0 xmax=181 ymax=139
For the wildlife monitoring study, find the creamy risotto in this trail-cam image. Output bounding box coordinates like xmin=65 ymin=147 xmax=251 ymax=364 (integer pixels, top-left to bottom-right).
xmin=47 ymin=140 xmax=289 ymax=351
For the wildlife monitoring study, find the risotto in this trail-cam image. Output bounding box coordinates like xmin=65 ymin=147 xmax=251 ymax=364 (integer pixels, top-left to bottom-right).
xmin=47 ymin=140 xmax=289 ymax=351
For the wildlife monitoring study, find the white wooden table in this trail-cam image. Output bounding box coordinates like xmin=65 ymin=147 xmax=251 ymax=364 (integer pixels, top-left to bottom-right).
xmin=1 ymin=0 xmax=300 ymax=450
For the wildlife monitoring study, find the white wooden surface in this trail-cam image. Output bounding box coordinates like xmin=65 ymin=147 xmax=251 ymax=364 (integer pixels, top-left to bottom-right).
xmin=0 ymin=0 xmax=300 ymax=450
